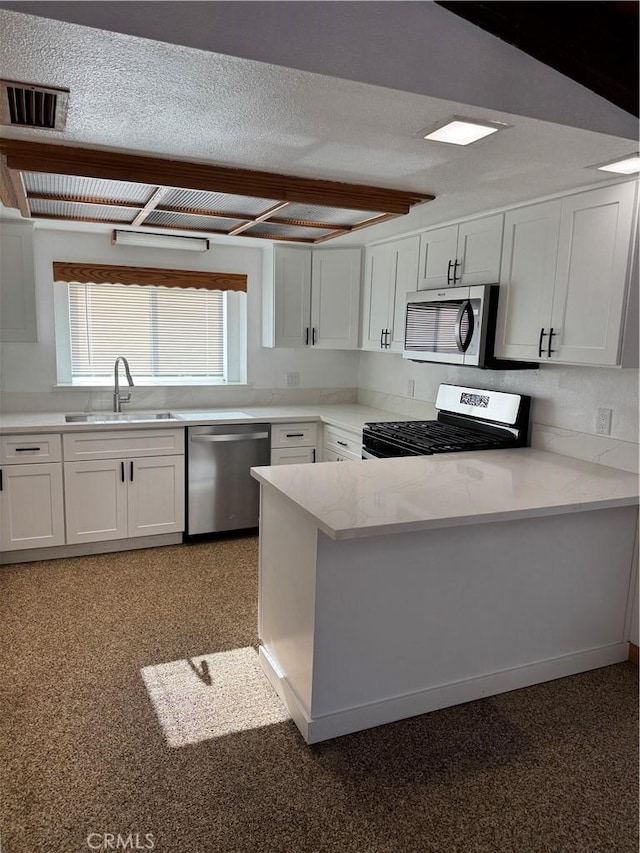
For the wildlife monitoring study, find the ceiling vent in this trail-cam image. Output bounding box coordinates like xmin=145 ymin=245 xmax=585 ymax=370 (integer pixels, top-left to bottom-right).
xmin=0 ymin=80 xmax=69 ymax=131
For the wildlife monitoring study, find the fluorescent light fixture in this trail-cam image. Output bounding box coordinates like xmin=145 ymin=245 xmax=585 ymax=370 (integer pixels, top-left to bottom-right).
xmin=112 ymin=230 xmax=210 ymax=251
xmin=420 ymin=115 xmax=512 ymax=146
xmin=590 ymin=153 xmax=640 ymax=175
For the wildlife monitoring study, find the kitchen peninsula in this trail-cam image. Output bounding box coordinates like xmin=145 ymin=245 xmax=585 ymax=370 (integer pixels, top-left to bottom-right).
xmin=251 ymin=449 xmax=639 ymax=743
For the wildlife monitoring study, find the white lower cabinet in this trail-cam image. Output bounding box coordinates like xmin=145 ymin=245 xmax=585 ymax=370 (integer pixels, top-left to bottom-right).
xmin=270 ymin=421 xmax=318 ymax=465
xmin=0 ymin=462 xmax=65 ymax=551
xmin=270 ymin=446 xmax=316 ymax=465
xmin=63 ymin=428 xmax=185 ymax=545
xmin=0 ymin=433 xmax=65 ymax=552
xmin=64 ymin=455 xmax=184 ymax=544
xmin=321 ymin=423 xmax=362 ymax=461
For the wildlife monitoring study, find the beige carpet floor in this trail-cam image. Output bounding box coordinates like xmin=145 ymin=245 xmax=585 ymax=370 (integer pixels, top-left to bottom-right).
xmin=1 ymin=537 xmax=638 ymax=853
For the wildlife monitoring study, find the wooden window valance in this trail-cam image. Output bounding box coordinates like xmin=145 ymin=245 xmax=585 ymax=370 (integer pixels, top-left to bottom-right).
xmin=52 ymin=261 xmax=247 ymax=292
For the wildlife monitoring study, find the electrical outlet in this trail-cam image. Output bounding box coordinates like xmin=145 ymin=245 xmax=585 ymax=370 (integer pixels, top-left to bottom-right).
xmin=407 ymin=379 xmax=415 ymax=398
xmin=286 ymin=372 xmax=300 ymax=388
xmin=596 ymin=407 xmax=612 ymax=435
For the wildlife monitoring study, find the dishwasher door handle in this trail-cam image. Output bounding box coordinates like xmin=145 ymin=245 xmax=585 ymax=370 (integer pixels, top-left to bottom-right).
xmin=191 ymin=432 xmax=270 ymax=443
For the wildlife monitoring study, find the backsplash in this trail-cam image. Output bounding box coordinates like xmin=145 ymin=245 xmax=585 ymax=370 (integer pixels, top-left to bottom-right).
xmin=0 ymin=386 xmax=357 ymax=415
xmin=358 ymin=357 xmax=640 ymax=475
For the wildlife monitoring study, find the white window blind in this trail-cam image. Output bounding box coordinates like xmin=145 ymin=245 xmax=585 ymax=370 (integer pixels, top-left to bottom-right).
xmin=68 ymin=282 xmax=226 ymax=380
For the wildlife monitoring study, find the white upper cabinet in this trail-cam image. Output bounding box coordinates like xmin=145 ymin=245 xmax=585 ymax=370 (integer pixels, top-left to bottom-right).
xmin=311 ymin=249 xmax=361 ymax=349
xmin=362 ymin=236 xmax=419 ymax=351
xmin=272 ymin=247 xmax=312 ymax=348
xmin=418 ymin=213 xmax=504 ymax=289
xmin=495 ymin=200 xmax=561 ymax=361
xmin=0 ymin=220 xmax=37 ymax=342
xmin=266 ymin=246 xmax=361 ymax=349
xmin=496 ymin=182 xmax=638 ymax=366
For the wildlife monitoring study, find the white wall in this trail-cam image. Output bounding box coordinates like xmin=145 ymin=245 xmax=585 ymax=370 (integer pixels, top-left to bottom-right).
xmin=0 ymin=226 xmax=359 ymax=410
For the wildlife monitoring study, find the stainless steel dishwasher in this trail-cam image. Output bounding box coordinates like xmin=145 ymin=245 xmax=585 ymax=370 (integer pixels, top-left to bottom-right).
xmin=186 ymin=423 xmax=271 ymax=535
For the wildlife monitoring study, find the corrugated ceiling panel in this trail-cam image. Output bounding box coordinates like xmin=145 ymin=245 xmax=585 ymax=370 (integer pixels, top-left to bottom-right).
xmin=146 ymin=210 xmax=243 ymax=231
xmin=278 ymin=203 xmax=382 ymax=225
xmin=161 ymin=188 xmax=278 ymax=217
xmin=23 ymin=173 xmax=155 ymax=204
xmin=29 ymin=199 xmax=138 ymax=222
xmin=245 ymin=222 xmax=334 ymax=239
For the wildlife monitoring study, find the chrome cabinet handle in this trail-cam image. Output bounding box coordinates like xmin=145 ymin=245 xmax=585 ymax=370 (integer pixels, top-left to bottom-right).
xmin=447 ymin=260 xmax=453 ymax=284
xmin=538 ymin=328 xmax=548 ymax=358
xmin=191 ymin=432 xmax=269 ymax=443
xmin=453 ymin=259 xmax=461 ymax=282
xmin=380 ymin=329 xmax=385 ymax=348
xmin=312 ymin=327 xmax=317 ymax=345
xmin=547 ymin=327 xmax=557 ymax=357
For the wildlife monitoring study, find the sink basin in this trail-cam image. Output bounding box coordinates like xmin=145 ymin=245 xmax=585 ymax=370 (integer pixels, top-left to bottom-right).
xmin=65 ymin=411 xmax=176 ymax=423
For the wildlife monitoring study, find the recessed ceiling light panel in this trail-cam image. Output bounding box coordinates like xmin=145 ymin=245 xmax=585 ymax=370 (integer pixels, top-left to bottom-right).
xmin=420 ymin=115 xmax=512 ymax=146
xmin=590 ymin=153 xmax=640 ymax=175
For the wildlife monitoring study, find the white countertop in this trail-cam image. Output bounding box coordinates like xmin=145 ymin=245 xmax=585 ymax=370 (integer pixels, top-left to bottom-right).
xmin=0 ymin=403 xmax=424 ymax=435
xmin=251 ymin=448 xmax=639 ymax=540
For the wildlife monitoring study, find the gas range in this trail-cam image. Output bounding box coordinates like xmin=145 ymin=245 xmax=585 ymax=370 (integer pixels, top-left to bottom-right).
xmin=362 ymin=384 xmax=530 ymax=459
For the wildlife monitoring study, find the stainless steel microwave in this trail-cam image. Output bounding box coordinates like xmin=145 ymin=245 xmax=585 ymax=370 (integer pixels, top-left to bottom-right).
xmin=403 ymin=284 xmax=499 ymax=367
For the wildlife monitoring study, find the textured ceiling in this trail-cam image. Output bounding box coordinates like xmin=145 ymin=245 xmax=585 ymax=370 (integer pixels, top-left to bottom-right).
xmin=0 ymin=6 xmax=637 ymax=246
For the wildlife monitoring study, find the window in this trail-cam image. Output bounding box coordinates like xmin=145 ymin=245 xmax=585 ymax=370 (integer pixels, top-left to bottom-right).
xmin=53 ymin=263 xmax=247 ymax=386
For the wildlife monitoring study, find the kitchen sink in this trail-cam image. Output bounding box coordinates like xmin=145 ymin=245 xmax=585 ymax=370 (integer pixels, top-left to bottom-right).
xmin=65 ymin=411 xmax=176 ymax=423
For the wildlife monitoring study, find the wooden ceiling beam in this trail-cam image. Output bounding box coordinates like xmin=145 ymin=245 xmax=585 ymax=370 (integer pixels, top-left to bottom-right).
xmin=0 ymin=140 xmax=434 ymax=215
xmin=0 ymin=157 xmax=29 ymax=217
xmin=228 ymin=202 xmax=291 ymax=237
xmin=130 ymin=187 xmax=170 ymax=227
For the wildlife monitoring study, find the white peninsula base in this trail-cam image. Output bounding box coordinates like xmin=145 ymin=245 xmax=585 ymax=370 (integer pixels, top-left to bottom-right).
xmin=257 ymin=481 xmax=637 ymax=744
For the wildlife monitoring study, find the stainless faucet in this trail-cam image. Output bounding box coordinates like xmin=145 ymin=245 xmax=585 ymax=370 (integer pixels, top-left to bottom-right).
xmin=113 ymin=356 xmax=134 ymax=412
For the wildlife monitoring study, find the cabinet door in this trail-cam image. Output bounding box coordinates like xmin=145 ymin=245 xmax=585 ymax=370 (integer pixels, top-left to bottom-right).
xmin=311 ymin=249 xmax=361 ymax=349
xmin=128 ymin=455 xmax=185 ymax=537
xmin=270 ymin=447 xmax=316 ymax=465
xmin=495 ymin=201 xmax=561 ymax=361
xmin=457 ymin=213 xmax=504 ymax=286
xmin=64 ymin=459 xmax=127 ymax=544
xmin=417 ymin=225 xmax=458 ymax=289
xmin=550 ymin=182 xmax=637 ymax=365
xmin=0 ymin=463 xmax=65 ymax=551
xmin=273 ymin=248 xmax=312 ymax=348
xmin=389 ymin=236 xmax=420 ymax=351
xmin=0 ymin=220 xmax=37 ymax=342
xmin=361 ymin=244 xmax=394 ymax=350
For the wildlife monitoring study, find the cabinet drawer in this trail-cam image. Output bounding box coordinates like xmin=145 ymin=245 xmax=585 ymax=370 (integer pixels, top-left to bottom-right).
xmin=63 ymin=428 xmax=185 ymax=461
xmin=270 ymin=447 xmax=316 ymax=465
xmin=271 ymin=422 xmax=318 ymax=448
xmin=1 ymin=433 xmax=62 ymax=464
xmin=323 ymin=424 xmax=362 ymax=458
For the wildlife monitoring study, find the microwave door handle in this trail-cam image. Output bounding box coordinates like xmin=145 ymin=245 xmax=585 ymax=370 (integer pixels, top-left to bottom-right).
xmin=454 ymin=300 xmax=474 ymax=353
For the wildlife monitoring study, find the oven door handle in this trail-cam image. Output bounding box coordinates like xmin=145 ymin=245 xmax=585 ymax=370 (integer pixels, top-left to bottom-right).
xmin=454 ymin=300 xmax=474 ymax=353
xmin=361 ymin=448 xmax=379 ymax=460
